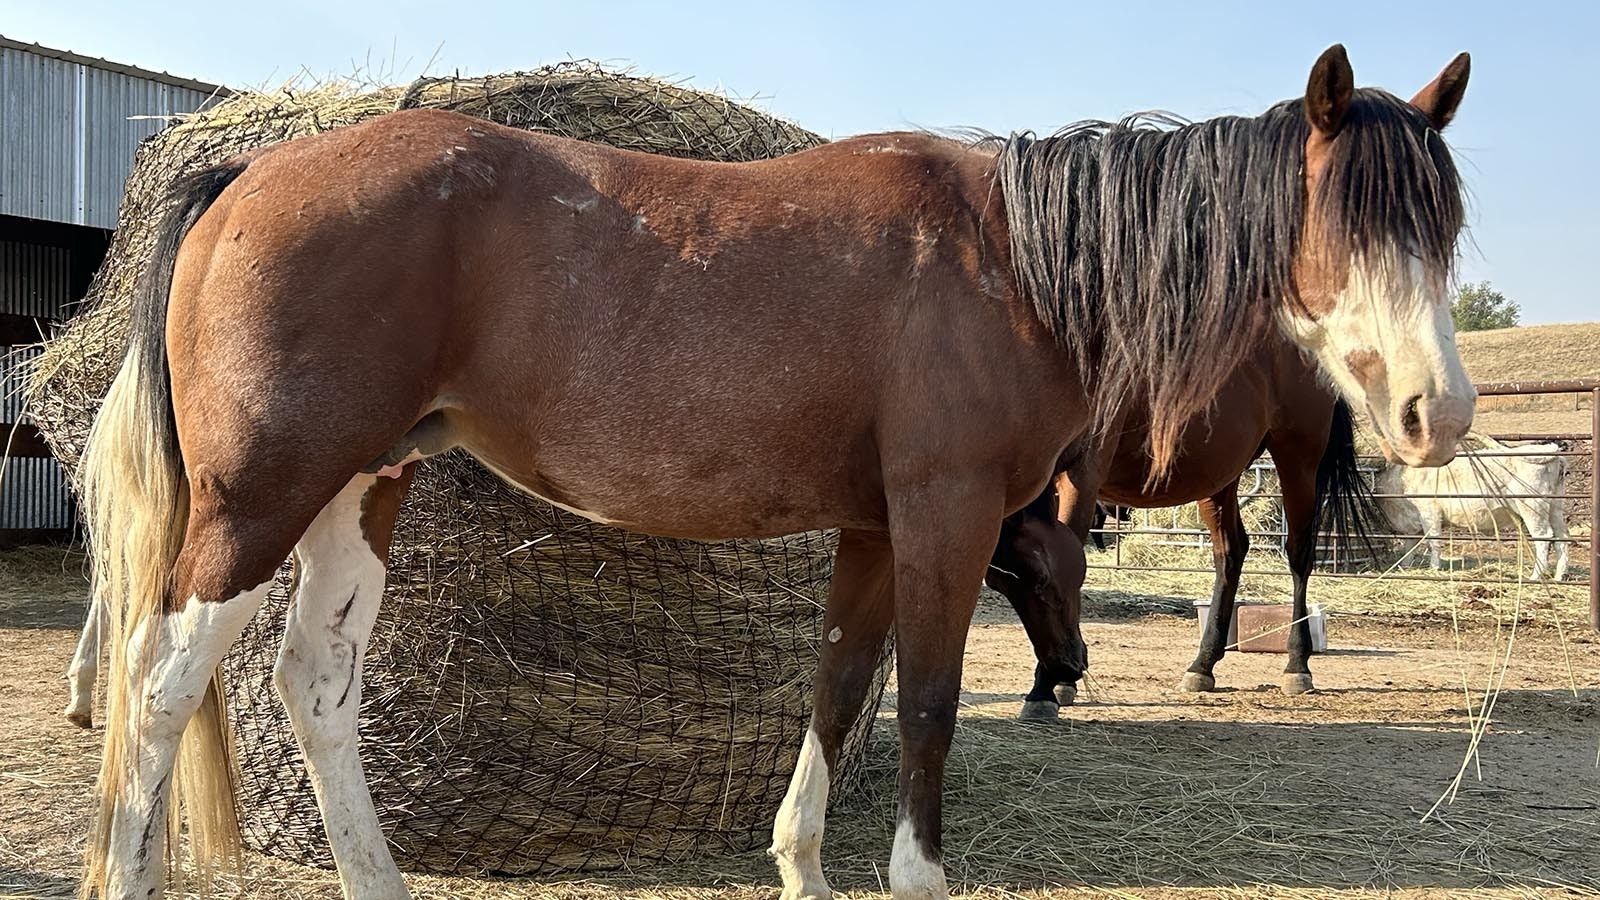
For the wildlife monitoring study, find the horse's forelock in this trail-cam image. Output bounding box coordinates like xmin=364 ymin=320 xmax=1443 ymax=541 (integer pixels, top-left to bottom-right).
xmin=1310 ymin=88 xmax=1468 ymax=284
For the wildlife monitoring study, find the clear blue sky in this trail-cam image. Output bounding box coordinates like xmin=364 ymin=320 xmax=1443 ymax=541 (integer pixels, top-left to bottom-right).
xmin=4 ymin=0 xmax=1593 ymax=324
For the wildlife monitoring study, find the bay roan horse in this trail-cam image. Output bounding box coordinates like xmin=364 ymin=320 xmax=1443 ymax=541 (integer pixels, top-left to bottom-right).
xmin=986 ymin=335 xmax=1388 ymax=722
xmin=78 ymin=46 xmax=1473 ymax=900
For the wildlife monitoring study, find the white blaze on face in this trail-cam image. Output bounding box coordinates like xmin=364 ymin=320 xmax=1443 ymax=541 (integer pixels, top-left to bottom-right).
xmin=1281 ymin=252 xmax=1475 ymax=467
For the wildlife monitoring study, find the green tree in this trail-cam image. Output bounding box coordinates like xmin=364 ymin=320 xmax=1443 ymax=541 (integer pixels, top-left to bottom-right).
xmin=1452 ymin=282 xmax=1520 ymax=332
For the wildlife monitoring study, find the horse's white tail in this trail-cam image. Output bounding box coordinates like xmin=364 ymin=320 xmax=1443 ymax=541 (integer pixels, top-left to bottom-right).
xmin=79 ymin=162 xmax=250 ymax=898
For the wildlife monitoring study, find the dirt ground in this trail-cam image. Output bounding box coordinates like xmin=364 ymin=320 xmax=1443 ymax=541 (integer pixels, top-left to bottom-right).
xmin=2 ymin=548 xmax=1598 ymax=899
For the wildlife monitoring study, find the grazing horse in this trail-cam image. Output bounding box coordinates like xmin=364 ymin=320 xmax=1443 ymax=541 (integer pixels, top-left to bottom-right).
xmin=985 ymin=336 xmax=1387 ymax=719
xmin=1379 ymin=436 xmax=1571 ymax=580
xmin=77 ymin=46 xmax=1473 ymax=900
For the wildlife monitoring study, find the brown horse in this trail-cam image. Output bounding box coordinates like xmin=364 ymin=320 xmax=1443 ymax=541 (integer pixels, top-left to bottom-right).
xmin=986 ymin=336 xmax=1386 ymax=720
xmin=78 ymin=46 xmax=1473 ymax=899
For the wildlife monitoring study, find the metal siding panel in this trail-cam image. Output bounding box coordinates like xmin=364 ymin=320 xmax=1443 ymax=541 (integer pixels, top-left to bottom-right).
xmin=85 ymin=66 xmax=156 ymax=228
xmin=0 ymin=340 xmax=70 ymax=530
xmin=0 ymin=48 xmax=77 ymax=223
xmin=0 ymin=455 xmax=71 ymax=529
xmin=0 ymin=241 xmax=70 ymax=318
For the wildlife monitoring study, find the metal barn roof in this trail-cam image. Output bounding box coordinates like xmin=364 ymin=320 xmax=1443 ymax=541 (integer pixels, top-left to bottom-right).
xmin=0 ymin=35 xmax=231 ymax=230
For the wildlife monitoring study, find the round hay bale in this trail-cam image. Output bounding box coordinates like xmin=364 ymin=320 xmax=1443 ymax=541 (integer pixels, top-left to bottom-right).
xmin=27 ymin=65 xmax=889 ymax=876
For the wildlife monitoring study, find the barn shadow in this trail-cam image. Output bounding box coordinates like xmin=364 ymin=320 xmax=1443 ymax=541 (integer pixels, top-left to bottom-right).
xmin=0 ymin=544 xmax=90 ymax=632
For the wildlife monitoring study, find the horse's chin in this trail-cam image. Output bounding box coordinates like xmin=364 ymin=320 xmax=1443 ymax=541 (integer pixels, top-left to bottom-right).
xmin=1363 ymin=403 xmax=1405 ymax=465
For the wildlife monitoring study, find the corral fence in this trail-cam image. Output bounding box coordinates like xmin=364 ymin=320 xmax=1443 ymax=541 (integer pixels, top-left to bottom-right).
xmin=1090 ymin=379 xmax=1600 ymax=631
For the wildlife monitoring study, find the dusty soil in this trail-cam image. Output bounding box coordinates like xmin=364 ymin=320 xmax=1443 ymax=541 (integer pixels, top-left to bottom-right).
xmin=2 ymin=551 xmax=1598 ymax=899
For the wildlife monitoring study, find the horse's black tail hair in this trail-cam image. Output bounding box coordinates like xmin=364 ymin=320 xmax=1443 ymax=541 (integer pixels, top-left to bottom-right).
xmin=1302 ymin=398 xmax=1389 ymax=571
xmin=129 ymin=160 xmax=252 ymax=446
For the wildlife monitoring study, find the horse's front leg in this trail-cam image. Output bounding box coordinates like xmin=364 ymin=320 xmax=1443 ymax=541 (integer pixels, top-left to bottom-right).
xmin=1521 ymin=502 xmax=1554 ymax=580
xmin=886 ymin=481 xmax=1003 ymax=900
xmin=1278 ymin=462 xmax=1318 ymax=695
xmin=1181 ymin=483 xmax=1247 ymax=692
xmin=771 ymin=530 xmax=896 ymax=900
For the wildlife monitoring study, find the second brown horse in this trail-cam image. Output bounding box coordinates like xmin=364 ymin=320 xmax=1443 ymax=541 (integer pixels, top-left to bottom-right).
xmin=986 ymin=337 xmax=1387 ymax=718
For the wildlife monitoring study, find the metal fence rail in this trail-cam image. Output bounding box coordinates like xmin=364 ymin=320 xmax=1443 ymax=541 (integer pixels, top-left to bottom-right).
xmin=1089 ymin=379 xmax=1600 ymax=631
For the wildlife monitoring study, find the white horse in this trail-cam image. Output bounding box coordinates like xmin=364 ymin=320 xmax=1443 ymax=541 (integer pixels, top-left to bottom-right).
xmin=1378 ymin=436 xmax=1570 ymax=580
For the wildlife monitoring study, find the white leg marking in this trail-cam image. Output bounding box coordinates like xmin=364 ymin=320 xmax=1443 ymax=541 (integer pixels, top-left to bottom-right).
xmin=65 ymin=589 xmax=108 ymax=726
xmin=106 ymin=579 xmax=272 ymax=899
xmin=770 ymin=727 xmax=832 ymax=900
xmin=890 ymin=815 xmax=949 ymax=900
xmin=274 ymin=476 xmax=409 ymax=900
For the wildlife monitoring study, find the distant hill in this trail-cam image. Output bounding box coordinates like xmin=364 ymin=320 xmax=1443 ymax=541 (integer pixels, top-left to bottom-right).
xmin=1457 ymin=322 xmax=1599 ymax=436
xmin=1458 ymin=321 xmax=1600 ymax=385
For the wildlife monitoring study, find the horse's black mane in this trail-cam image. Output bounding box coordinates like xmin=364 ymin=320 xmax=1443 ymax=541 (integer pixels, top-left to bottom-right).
xmin=988 ymin=89 xmax=1465 ymax=472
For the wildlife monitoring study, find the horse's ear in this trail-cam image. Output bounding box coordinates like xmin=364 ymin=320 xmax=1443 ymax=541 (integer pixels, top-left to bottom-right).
xmin=1410 ymin=52 xmax=1471 ymax=130
xmin=1305 ymin=44 xmax=1355 ymax=138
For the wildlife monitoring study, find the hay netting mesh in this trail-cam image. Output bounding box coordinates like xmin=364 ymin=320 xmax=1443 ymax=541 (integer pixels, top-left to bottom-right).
xmin=25 ymin=64 xmax=892 ymax=875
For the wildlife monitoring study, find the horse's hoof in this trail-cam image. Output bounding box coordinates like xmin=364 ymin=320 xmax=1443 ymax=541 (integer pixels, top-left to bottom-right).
xmin=1054 ymin=684 xmax=1079 ymax=707
xmin=64 ymin=708 xmax=93 ymax=729
xmin=1281 ymin=674 xmax=1315 ymax=695
xmin=1179 ymin=672 xmax=1215 ymax=693
xmin=1018 ymin=699 xmax=1062 ymax=720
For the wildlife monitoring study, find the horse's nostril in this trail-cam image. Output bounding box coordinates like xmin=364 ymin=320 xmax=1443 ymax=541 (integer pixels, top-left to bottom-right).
xmin=1401 ymin=394 xmax=1423 ymax=441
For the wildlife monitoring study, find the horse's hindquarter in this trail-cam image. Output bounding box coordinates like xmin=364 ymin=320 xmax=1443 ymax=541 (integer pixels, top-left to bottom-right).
xmin=171 ymin=113 xmax=1076 ymax=540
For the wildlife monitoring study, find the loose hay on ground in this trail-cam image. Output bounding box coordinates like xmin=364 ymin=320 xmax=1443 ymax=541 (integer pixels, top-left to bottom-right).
xmin=19 ymin=64 xmax=890 ymax=877
xmin=4 ymin=547 xmax=1595 ymax=898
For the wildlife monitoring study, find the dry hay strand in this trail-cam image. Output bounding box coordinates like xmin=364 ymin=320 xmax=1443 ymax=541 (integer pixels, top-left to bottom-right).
xmin=22 ymin=64 xmax=885 ymax=877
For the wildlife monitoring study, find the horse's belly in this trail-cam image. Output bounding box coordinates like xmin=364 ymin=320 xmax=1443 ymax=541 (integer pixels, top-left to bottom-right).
xmin=470 ymin=434 xmax=882 ymax=541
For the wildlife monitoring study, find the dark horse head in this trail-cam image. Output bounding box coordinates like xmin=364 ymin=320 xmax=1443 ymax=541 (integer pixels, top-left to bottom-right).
xmin=993 ymin=45 xmax=1475 ymax=473
xmin=987 ymin=486 xmax=1088 ymax=704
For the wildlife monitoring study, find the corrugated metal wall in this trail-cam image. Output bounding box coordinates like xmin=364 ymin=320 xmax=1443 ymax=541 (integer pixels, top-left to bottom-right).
xmin=0 ymin=42 xmax=217 ymax=534
xmin=0 ymin=344 xmax=72 ymax=532
xmin=0 ymin=239 xmax=72 ymax=319
xmin=0 ymin=457 xmax=73 ymax=530
xmin=0 ymin=43 xmax=217 ymax=229
xmin=0 ymin=344 xmax=41 ymax=424
xmin=0 ymin=48 xmax=76 ymax=225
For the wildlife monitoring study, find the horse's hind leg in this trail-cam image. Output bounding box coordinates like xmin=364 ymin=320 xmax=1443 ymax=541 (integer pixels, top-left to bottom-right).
xmin=65 ymin=587 xmax=108 ymax=727
xmin=772 ymin=529 xmax=895 ymax=900
xmin=102 ymin=513 xmax=286 ymax=897
xmin=1181 ymin=482 xmax=1247 ymax=693
xmin=275 ymin=472 xmax=413 ymax=899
